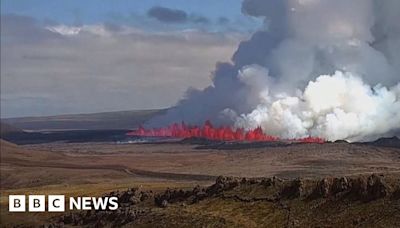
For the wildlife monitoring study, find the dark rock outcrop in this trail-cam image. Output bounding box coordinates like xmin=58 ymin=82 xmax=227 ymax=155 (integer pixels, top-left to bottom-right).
xmin=281 ymin=178 xmax=306 ymax=198
xmin=316 ymin=178 xmax=332 ymax=197
xmin=106 ymin=187 xmax=153 ymax=206
xmin=365 ymin=174 xmax=390 ymax=200
xmin=313 ymin=175 xmax=390 ymax=201
xmin=332 ymin=177 xmax=350 ymax=194
xmin=50 ymin=174 xmax=398 ymax=227
xmin=206 ymin=176 xmax=240 ymax=195
xmin=154 ymin=176 xmax=241 ymax=207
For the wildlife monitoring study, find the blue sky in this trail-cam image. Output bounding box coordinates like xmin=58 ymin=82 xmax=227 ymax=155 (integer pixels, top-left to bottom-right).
xmin=1 ymin=0 xmax=262 ymax=117
xmin=1 ymin=0 xmax=260 ymax=32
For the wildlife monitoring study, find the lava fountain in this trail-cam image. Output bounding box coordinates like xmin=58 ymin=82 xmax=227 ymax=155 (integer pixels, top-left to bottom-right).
xmin=127 ymin=120 xmax=325 ymax=143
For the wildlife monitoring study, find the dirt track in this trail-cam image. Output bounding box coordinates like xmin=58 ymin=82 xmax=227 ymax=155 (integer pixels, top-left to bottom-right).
xmin=4 ymin=156 xmax=216 ymax=181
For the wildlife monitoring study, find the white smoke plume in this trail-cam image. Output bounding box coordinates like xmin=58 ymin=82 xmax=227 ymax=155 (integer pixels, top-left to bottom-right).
xmin=233 ymin=69 xmax=400 ymax=141
xmin=149 ymin=0 xmax=400 ymax=141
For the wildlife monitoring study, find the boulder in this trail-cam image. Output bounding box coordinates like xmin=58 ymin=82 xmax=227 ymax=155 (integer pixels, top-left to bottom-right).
xmin=282 ymin=178 xmax=305 ymax=198
xmin=332 ymin=177 xmax=350 ymax=194
xmin=161 ymin=199 xmax=168 ymax=208
xmin=350 ymin=174 xmax=390 ymax=201
xmin=317 ymin=178 xmax=331 ymax=197
xmin=366 ymin=174 xmax=390 ymax=200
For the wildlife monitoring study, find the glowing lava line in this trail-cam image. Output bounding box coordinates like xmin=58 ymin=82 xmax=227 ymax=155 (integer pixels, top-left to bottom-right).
xmin=127 ymin=120 xmax=325 ymax=143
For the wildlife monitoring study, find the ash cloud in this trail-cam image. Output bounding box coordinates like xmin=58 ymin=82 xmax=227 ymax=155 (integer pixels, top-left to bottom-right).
xmin=147 ymin=6 xmax=188 ymax=24
xmin=147 ymin=6 xmax=210 ymax=25
xmin=150 ymin=0 xmax=400 ymax=142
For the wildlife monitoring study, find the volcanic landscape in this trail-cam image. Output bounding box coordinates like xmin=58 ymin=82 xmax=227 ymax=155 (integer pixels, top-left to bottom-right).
xmin=1 ymin=114 xmax=400 ymax=226
xmin=1 ymin=0 xmax=400 ymax=226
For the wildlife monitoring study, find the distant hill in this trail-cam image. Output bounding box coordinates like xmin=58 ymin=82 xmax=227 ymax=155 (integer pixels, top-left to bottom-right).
xmin=368 ymin=136 xmax=400 ymax=148
xmin=0 ymin=122 xmax=23 ymax=137
xmin=0 ymin=139 xmax=17 ymax=148
xmin=1 ymin=109 xmax=167 ymax=131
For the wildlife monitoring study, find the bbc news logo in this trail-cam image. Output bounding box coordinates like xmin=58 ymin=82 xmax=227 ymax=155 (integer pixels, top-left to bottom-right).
xmin=9 ymin=195 xmax=118 ymax=212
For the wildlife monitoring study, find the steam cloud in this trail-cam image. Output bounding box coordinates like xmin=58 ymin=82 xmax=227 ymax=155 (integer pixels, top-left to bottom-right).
xmin=149 ymin=0 xmax=400 ymax=142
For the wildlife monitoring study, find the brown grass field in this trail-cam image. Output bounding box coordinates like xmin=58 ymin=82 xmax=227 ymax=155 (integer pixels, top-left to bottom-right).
xmin=1 ymin=139 xmax=400 ymax=227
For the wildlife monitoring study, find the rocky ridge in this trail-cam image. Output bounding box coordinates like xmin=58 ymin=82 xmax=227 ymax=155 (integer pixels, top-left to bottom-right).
xmin=46 ymin=174 xmax=400 ymax=227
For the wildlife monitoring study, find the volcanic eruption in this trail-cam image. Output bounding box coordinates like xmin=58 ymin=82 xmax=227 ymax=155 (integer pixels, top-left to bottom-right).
xmin=127 ymin=120 xmax=325 ymax=143
xmin=132 ymin=0 xmax=400 ymax=142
